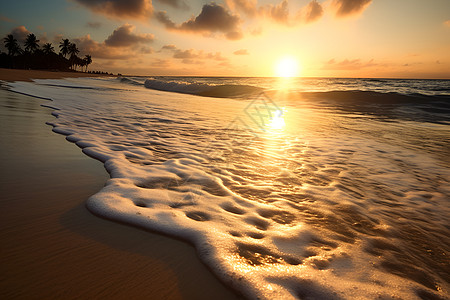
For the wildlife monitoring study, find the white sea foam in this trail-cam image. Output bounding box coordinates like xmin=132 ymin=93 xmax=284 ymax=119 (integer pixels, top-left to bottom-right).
xmin=7 ymin=77 xmax=450 ymax=299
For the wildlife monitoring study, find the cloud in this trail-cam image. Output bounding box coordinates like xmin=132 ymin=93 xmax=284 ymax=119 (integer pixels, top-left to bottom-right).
xmin=265 ymin=0 xmax=290 ymax=24
xmin=157 ymin=0 xmax=189 ymax=10
xmin=179 ymin=4 xmax=241 ymax=35
xmin=161 ymin=44 xmax=229 ymax=64
xmin=151 ymin=58 xmax=171 ymax=68
xmin=206 ymin=52 xmax=227 ymax=61
xmin=71 ymin=24 xmax=156 ymax=59
xmin=172 ymin=49 xmax=199 ymax=59
xmin=302 ymin=0 xmax=323 ymax=23
xmin=155 ymin=11 xmax=176 ymax=28
xmin=72 ymin=35 xmax=127 ymax=59
xmin=228 ymin=0 xmax=322 ymax=26
xmin=333 ymin=0 xmax=372 ymax=17
xmin=105 ymin=24 xmax=154 ymax=47
xmin=0 ymin=15 xmax=15 ymax=22
xmin=86 ymin=22 xmax=102 ymax=29
xmin=73 ymin=34 xmax=149 ymax=59
xmin=10 ymin=26 xmax=31 ymax=44
xmin=250 ymin=26 xmax=262 ymax=35
xmin=226 ymin=0 xmax=257 ymax=16
xmin=139 ymin=46 xmax=154 ymax=54
xmin=323 ymin=58 xmax=378 ymax=70
xmin=233 ymin=49 xmax=249 ymax=55
xmin=156 ymin=3 xmax=243 ymax=40
xmin=53 ymin=34 xmax=64 ymax=44
xmin=38 ymin=32 xmax=49 ymax=44
xmin=225 ymin=31 xmax=243 ymax=40
xmin=161 ymin=44 xmax=177 ymax=50
xmin=74 ymin=0 xmax=153 ymax=20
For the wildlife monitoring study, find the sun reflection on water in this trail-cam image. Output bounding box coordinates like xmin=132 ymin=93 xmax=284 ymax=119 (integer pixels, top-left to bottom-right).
xmin=268 ymin=107 xmax=286 ymax=130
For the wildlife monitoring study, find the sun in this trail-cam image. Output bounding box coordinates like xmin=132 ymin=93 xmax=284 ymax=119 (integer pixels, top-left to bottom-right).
xmin=275 ymin=56 xmax=300 ymax=77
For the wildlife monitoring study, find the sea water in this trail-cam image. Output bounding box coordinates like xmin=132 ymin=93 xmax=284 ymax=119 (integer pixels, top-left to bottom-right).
xmin=6 ymin=77 xmax=450 ymax=299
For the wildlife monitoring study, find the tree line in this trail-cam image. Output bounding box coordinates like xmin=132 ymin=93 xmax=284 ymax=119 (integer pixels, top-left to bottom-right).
xmin=0 ymin=32 xmax=92 ymax=72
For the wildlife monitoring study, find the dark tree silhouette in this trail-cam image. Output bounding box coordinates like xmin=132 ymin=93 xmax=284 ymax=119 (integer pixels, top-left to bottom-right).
xmin=2 ymin=32 xmax=94 ymax=73
xmin=4 ymin=34 xmax=22 ymax=56
xmin=42 ymin=43 xmax=55 ymax=55
xmin=84 ymin=54 xmax=92 ymax=72
xmin=24 ymin=34 xmax=40 ymax=53
xmin=68 ymin=43 xmax=80 ymax=70
xmin=59 ymin=38 xmax=70 ymax=58
xmin=68 ymin=43 xmax=80 ymax=57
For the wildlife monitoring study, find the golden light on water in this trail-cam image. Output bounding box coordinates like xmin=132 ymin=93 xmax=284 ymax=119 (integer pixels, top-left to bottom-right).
xmin=268 ymin=108 xmax=286 ymax=130
xmin=275 ymin=56 xmax=300 ymax=78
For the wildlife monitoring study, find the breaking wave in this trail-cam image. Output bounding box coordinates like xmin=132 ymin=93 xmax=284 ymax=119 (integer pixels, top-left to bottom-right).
xmin=144 ymin=78 xmax=263 ymax=98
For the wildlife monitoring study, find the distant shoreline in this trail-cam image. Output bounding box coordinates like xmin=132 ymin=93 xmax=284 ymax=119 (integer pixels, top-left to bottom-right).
xmin=0 ymin=68 xmax=114 ymax=82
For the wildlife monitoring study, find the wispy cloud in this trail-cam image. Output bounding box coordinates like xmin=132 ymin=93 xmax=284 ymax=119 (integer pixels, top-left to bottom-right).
xmin=157 ymin=0 xmax=189 ymax=10
xmin=0 ymin=15 xmax=15 ymax=23
xmin=160 ymin=44 xmax=229 ymax=64
xmin=323 ymin=58 xmax=378 ymax=70
xmin=86 ymin=22 xmax=102 ymax=29
xmin=234 ymin=49 xmax=249 ymax=55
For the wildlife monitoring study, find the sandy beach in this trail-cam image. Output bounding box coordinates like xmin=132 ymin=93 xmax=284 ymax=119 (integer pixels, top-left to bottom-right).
xmin=0 ymin=68 xmax=112 ymax=82
xmin=0 ymin=71 xmax=239 ymax=299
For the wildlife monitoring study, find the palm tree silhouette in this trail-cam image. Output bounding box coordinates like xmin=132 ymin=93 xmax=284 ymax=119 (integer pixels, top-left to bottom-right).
xmin=68 ymin=43 xmax=80 ymax=57
xmin=68 ymin=43 xmax=80 ymax=70
xmin=59 ymin=38 xmax=70 ymax=58
xmin=4 ymin=34 xmax=21 ymax=56
xmin=42 ymin=43 xmax=55 ymax=55
xmin=24 ymin=34 xmax=40 ymax=53
xmin=83 ymin=54 xmax=92 ymax=72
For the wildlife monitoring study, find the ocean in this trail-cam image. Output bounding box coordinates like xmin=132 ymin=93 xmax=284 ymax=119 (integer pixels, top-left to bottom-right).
xmin=7 ymin=76 xmax=450 ymax=299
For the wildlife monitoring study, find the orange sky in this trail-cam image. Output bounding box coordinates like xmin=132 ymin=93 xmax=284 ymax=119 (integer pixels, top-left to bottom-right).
xmin=1 ymin=0 xmax=449 ymax=78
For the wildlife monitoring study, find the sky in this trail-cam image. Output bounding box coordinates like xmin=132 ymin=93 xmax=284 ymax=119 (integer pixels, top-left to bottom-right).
xmin=1 ymin=0 xmax=449 ymax=78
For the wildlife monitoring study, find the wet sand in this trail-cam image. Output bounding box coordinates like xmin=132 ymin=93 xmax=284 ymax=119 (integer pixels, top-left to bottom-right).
xmin=0 ymin=68 xmax=112 ymax=82
xmin=0 ymin=84 xmax=240 ymax=299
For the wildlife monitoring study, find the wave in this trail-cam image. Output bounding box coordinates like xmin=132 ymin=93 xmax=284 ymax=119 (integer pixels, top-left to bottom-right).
xmin=261 ymin=90 xmax=450 ymax=125
xmin=300 ymin=90 xmax=450 ymax=104
xmin=118 ymin=76 xmax=143 ymax=86
xmin=144 ymin=78 xmax=263 ymax=98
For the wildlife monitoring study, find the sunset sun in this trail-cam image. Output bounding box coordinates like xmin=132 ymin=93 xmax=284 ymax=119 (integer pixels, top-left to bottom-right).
xmin=275 ymin=56 xmax=300 ymax=77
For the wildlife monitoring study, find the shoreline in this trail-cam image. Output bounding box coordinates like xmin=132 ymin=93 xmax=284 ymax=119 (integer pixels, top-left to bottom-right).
xmin=0 ymin=68 xmax=114 ymax=82
xmin=0 ymin=75 xmax=239 ymax=299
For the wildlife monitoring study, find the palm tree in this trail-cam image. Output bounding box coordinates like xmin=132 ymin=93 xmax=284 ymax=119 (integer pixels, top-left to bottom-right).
xmin=77 ymin=57 xmax=86 ymax=72
xmin=68 ymin=43 xmax=80 ymax=57
xmin=42 ymin=43 xmax=55 ymax=55
xmin=83 ymin=54 xmax=92 ymax=72
xmin=24 ymin=33 xmax=40 ymax=53
xmin=59 ymin=38 xmax=70 ymax=58
xmin=68 ymin=43 xmax=80 ymax=70
xmin=3 ymin=34 xmax=21 ymax=56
